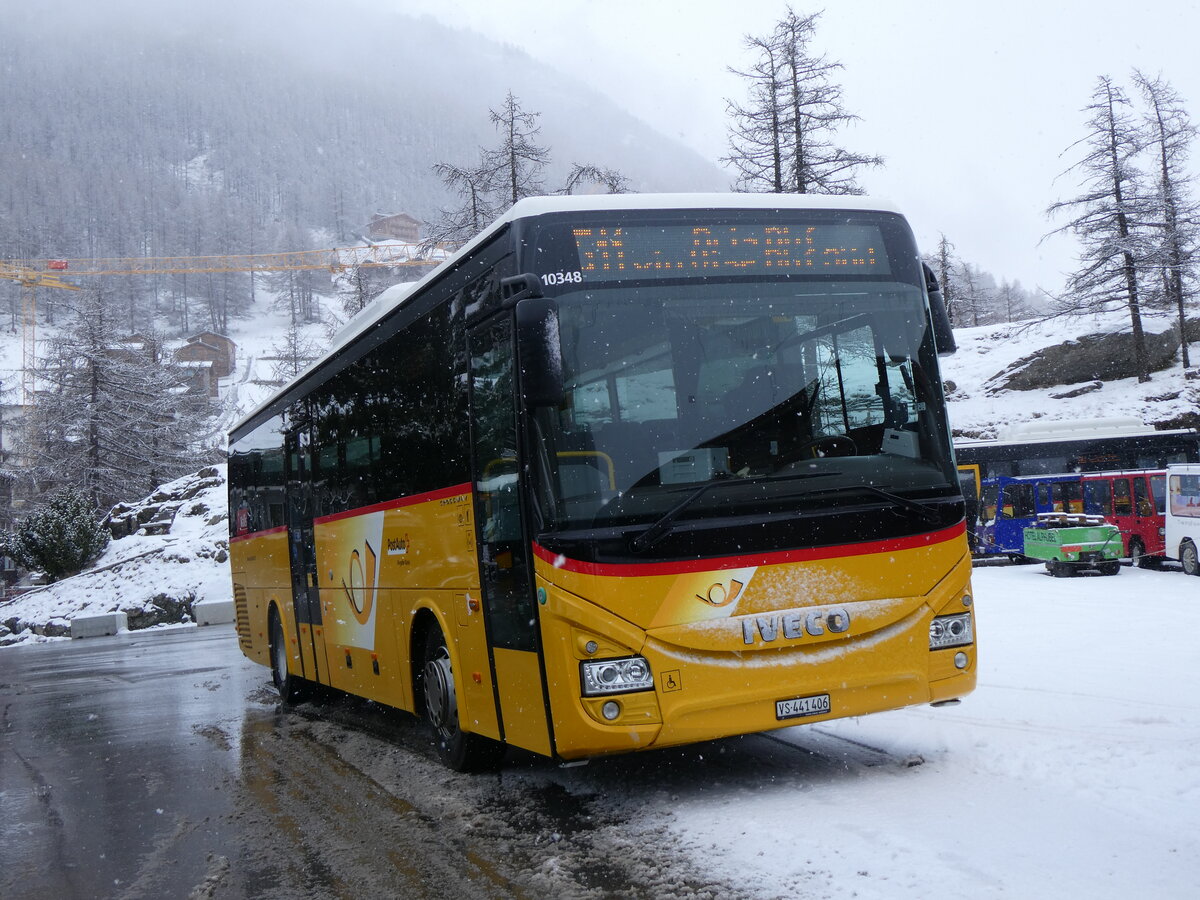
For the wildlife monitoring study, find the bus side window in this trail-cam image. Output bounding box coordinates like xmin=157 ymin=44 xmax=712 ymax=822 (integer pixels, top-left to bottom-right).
xmin=1151 ymin=474 xmax=1167 ymax=514
xmin=1085 ymin=480 xmax=1113 ymax=517
xmin=1011 ymin=484 xmax=1035 ymax=519
xmin=1133 ymin=477 xmax=1153 ymax=517
xmin=1057 ymin=480 xmax=1083 ymax=513
xmin=1113 ymin=478 xmax=1133 ymax=516
xmin=1036 ymin=484 xmax=1051 ymax=510
xmin=997 ymin=486 xmax=1013 ymax=519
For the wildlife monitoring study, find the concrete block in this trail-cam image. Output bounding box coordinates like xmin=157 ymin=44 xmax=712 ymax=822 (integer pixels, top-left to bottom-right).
xmin=194 ymin=598 xmax=235 ymax=626
xmin=70 ymin=612 xmax=128 ymax=639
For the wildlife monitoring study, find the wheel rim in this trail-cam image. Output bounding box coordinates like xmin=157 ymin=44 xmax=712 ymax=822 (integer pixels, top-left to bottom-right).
xmin=424 ymin=646 xmax=459 ymax=741
xmin=1185 ymin=544 xmax=1198 ymax=572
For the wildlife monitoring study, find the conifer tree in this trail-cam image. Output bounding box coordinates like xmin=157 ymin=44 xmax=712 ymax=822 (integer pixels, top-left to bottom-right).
xmin=18 ymin=286 xmax=211 ymax=507
xmin=0 ymin=487 xmax=109 ymax=582
xmin=1134 ymin=70 xmax=1198 ymax=368
xmin=724 ymin=7 xmax=883 ymax=194
xmin=427 ymin=93 xmax=628 ymax=248
xmin=1046 ymin=76 xmax=1156 ymax=382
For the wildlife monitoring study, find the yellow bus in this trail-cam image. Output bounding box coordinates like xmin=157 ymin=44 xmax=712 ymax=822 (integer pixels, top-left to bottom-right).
xmin=228 ymin=194 xmax=977 ymax=770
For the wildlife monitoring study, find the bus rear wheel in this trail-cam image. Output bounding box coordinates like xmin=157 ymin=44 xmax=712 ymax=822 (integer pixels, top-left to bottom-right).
xmin=269 ymin=607 xmax=305 ymax=704
xmin=421 ymin=627 xmax=504 ymax=772
xmin=1181 ymin=540 xmax=1200 ymax=576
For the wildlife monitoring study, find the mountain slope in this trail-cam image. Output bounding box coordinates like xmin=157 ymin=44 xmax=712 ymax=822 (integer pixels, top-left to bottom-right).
xmin=0 ymin=0 xmax=726 ymax=262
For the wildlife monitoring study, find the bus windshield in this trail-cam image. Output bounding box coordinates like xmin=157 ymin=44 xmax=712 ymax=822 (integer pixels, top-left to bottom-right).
xmin=528 ymin=279 xmax=957 ymax=535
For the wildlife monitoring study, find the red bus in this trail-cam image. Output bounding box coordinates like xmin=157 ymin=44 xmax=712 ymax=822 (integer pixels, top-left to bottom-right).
xmin=1081 ymin=469 xmax=1167 ymax=565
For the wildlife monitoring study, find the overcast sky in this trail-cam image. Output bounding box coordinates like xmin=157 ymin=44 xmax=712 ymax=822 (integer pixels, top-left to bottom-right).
xmin=398 ymin=0 xmax=1200 ymax=297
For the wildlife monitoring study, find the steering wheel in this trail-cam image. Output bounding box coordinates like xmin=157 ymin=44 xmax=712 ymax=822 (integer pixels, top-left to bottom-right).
xmin=779 ymin=434 xmax=858 ymax=465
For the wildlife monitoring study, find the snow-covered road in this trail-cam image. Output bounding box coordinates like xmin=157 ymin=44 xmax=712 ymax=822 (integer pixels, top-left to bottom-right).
xmin=636 ymin=563 xmax=1200 ymax=898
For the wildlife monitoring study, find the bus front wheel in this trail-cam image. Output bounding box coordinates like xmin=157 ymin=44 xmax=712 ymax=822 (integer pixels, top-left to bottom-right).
xmin=269 ymin=607 xmax=305 ymax=704
xmin=1181 ymin=540 xmax=1200 ymax=576
xmin=421 ymin=627 xmax=504 ymax=772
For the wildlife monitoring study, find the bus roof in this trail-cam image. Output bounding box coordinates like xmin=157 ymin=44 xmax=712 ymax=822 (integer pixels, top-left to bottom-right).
xmin=231 ymin=193 xmax=903 ymax=438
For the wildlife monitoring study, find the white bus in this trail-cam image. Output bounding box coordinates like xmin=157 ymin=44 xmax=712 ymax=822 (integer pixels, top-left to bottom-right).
xmin=1164 ymin=463 xmax=1200 ymax=575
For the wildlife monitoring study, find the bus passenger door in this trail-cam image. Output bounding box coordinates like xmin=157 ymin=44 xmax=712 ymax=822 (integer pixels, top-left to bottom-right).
xmin=468 ymin=315 xmax=553 ymax=757
xmin=284 ymin=426 xmax=327 ymax=685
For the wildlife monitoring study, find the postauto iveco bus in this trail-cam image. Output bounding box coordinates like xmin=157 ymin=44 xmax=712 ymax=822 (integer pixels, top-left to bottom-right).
xmin=228 ymin=194 xmax=977 ymax=770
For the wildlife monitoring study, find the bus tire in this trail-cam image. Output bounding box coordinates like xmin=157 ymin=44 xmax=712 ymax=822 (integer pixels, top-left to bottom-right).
xmin=269 ymin=607 xmax=305 ymax=705
xmin=421 ymin=627 xmax=504 ymax=772
xmin=1129 ymin=539 xmax=1148 ymax=568
xmin=1181 ymin=540 xmax=1200 ymax=576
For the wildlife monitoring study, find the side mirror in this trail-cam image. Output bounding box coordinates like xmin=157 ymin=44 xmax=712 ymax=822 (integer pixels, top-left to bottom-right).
xmin=515 ymin=296 xmax=563 ymax=408
xmin=923 ymin=263 xmax=957 ymax=356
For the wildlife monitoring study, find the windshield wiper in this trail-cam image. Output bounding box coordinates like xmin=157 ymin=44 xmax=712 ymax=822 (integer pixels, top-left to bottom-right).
xmin=629 ymin=470 xmax=840 ymax=554
xmin=822 ymin=484 xmax=943 ymax=524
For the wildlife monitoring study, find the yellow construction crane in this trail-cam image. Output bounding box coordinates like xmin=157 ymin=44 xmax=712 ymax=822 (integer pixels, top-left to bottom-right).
xmin=0 ymin=262 xmax=82 ymax=403
xmin=0 ymin=245 xmax=438 ymax=404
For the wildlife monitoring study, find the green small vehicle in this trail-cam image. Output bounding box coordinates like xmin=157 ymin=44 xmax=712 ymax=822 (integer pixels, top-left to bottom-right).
xmin=1022 ymin=513 xmax=1123 ymax=577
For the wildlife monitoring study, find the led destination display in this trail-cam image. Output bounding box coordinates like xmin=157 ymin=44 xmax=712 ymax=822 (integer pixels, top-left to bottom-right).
xmin=571 ymin=223 xmax=891 ymax=281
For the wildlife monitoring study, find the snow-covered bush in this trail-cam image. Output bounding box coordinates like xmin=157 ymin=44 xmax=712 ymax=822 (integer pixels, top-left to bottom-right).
xmin=1 ymin=488 xmax=110 ymax=582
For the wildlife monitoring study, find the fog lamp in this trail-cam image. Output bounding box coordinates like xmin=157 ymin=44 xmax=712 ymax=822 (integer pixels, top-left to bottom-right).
xmin=954 ymin=651 xmax=969 ymax=669
xmin=602 ymin=701 xmax=621 ymax=720
xmin=580 ymin=656 xmax=654 ymax=696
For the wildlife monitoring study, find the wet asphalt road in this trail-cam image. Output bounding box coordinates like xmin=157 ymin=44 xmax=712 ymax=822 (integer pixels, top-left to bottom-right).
xmin=0 ymin=626 xmax=540 ymax=900
xmin=0 ymin=626 xmax=747 ymax=900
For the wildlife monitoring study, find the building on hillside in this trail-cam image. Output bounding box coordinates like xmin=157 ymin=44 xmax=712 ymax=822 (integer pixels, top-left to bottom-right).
xmin=174 ymin=332 xmax=236 ymax=378
xmin=109 ymin=333 xmax=161 ymax=365
xmin=367 ymin=212 xmax=421 ymax=243
xmin=176 ymin=360 xmax=218 ymax=398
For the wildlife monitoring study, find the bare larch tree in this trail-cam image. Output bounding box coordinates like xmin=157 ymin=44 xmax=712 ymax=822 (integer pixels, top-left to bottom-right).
xmin=560 ymin=164 xmax=631 ymax=195
xmin=428 ymin=93 xmax=629 ymax=249
xmin=483 ymin=90 xmax=552 ymax=206
xmin=1046 ymin=76 xmax=1156 ymax=382
xmin=724 ymin=7 xmax=883 ymax=194
xmin=19 ymin=286 xmax=210 ymax=507
xmin=1134 ymin=70 xmax=1198 ymax=369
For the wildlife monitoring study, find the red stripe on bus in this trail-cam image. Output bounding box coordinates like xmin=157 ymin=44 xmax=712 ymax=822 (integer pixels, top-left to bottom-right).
xmin=231 ymin=525 xmax=288 ymax=544
xmin=532 ymin=521 xmax=966 ymax=577
xmin=313 ymin=482 xmax=473 ymax=525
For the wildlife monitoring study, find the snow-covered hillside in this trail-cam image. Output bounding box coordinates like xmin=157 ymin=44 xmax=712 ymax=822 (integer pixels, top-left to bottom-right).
xmin=0 ymin=467 xmax=230 ymax=645
xmin=943 ymin=308 xmax=1198 ymax=439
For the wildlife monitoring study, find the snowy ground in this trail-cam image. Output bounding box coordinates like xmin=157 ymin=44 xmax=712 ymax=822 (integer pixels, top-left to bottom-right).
xmin=636 ymin=562 xmax=1199 ymax=899
xmin=4 ymin=520 xmax=1197 ymax=896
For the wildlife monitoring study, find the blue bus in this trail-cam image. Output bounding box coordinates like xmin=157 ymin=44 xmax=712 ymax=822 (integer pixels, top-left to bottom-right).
xmin=977 ymin=474 xmax=1084 ymax=556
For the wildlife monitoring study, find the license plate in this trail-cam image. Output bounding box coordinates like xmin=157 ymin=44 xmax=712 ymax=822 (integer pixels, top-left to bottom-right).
xmin=775 ymin=693 xmax=831 ymax=720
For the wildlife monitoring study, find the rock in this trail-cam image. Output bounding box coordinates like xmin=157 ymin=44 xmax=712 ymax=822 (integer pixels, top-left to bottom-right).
xmin=986 ymin=328 xmax=1179 ymax=392
xmin=1048 ymin=380 xmax=1103 ymax=399
xmin=123 ymin=591 xmax=196 ymax=629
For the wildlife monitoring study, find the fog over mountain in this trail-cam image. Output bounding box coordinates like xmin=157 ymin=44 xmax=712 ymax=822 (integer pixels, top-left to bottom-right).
xmin=0 ymin=0 xmax=725 ymax=262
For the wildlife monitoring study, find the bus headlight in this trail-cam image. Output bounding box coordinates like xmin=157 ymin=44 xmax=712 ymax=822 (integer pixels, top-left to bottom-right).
xmin=930 ymin=613 xmax=974 ymax=650
xmin=580 ymin=656 xmax=654 ymax=696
